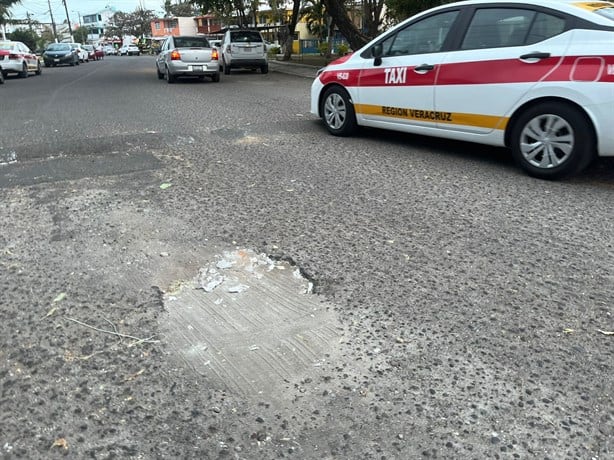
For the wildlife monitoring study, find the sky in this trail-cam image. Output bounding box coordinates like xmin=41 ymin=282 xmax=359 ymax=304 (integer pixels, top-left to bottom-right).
xmin=10 ymin=0 xmax=167 ymax=24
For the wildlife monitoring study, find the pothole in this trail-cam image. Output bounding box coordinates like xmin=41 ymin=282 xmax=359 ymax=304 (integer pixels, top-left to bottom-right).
xmin=160 ymin=248 xmax=340 ymax=396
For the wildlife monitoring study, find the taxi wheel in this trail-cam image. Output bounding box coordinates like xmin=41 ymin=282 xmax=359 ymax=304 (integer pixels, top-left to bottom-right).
xmin=0 ymin=71 xmax=4 ymax=84
xmin=19 ymin=63 xmax=28 ymax=78
xmin=510 ymin=102 xmax=594 ymax=180
xmin=321 ymin=86 xmax=357 ymax=136
xmin=35 ymin=62 xmax=42 ymax=75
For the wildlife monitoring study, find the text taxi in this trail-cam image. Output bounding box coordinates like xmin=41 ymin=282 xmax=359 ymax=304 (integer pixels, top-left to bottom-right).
xmin=310 ymin=0 xmax=614 ymax=179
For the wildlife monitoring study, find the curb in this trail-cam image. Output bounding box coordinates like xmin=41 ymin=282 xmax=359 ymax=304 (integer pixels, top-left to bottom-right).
xmin=269 ymin=60 xmax=320 ymax=79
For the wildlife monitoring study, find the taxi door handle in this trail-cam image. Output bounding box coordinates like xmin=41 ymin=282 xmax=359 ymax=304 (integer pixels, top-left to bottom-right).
xmin=414 ymin=64 xmax=435 ymax=72
xmin=519 ymin=52 xmax=551 ymax=60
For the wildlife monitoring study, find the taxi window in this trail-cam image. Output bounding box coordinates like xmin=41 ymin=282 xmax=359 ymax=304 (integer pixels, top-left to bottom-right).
xmin=525 ymin=13 xmax=566 ymax=44
xmin=380 ymin=11 xmax=459 ymax=57
xmin=461 ymin=8 xmax=566 ymax=49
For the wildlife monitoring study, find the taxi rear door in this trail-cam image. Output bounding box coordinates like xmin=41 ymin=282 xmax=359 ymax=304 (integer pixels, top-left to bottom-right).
xmin=356 ymin=10 xmax=461 ymax=131
xmin=434 ymin=7 xmax=572 ymax=134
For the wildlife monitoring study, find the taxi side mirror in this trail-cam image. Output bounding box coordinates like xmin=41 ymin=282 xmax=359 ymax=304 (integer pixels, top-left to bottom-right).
xmin=372 ymin=43 xmax=383 ymax=66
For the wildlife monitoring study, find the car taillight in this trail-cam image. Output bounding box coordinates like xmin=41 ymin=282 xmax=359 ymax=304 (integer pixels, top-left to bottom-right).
xmin=211 ymin=48 xmax=218 ymax=60
xmin=9 ymin=54 xmax=20 ymax=60
xmin=170 ymin=49 xmax=181 ymax=60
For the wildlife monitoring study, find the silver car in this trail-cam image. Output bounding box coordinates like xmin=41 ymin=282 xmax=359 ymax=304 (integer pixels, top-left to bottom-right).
xmin=156 ymin=36 xmax=220 ymax=84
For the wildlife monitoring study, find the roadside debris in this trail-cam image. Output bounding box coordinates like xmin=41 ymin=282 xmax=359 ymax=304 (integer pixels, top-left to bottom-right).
xmin=50 ymin=438 xmax=68 ymax=450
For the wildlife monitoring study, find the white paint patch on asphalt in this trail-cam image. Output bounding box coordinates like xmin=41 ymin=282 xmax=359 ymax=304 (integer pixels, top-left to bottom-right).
xmin=161 ymin=248 xmax=340 ymax=396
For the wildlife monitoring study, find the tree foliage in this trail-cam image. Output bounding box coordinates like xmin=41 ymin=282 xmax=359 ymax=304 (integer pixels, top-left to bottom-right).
xmin=0 ymin=0 xmax=21 ymax=26
xmin=107 ymin=8 xmax=156 ymax=39
xmin=73 ymin=25 xmax=89 ymax=43
xmin=164 ymin=0 xmax=201 ymax=17
xmin=7 ymin=27 xmax=36 ymax=50
xmin=385 ymin=0 xmax=446 ymax=23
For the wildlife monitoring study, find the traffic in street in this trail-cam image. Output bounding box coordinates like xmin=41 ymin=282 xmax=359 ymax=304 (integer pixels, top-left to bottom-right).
xmin=1 ymin=53 xmax=613 ymax=459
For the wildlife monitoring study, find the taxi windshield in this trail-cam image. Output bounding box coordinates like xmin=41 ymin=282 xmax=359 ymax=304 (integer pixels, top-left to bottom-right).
xmin=595 ymin=7 xmax=614 ymax=19
xmin=574 ymin=2 xmax=614 ymax=20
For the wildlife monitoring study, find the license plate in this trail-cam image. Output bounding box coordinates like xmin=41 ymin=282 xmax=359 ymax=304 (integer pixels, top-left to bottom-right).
xmin=192 ymin=65 xmax=203 ymax=71
xmin=243 ymin=47 xmax=251 ymax=52
xmin=54 ymin=59 xmax=59 ymax=62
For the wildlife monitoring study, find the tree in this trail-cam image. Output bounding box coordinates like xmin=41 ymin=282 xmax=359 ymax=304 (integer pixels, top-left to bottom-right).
xmin=0 ymin=0 xmax=21 ymax=39
xmin=321 ymin=0 xmax=368 ymax=50
xmin=303 ymin=0 xmax=327 ymax=41
xmin=108 ymin=8 xmax=156 ymax=41
xmin=385 ymin=0 xmax=446 ymax=23
xmin=38 ymin=25 xmax=55 ymax=49
xmin=164 ymin=0 xmax=200 ymax=17
xmin=73 ymin=25 xmax=89 ymax=43
xmin=8 ymin=27 xmax=36 ymax=50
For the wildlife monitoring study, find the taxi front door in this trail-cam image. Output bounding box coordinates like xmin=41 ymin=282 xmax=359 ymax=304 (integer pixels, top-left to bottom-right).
xmin=356 ymin=10 xmax=460 ymax=132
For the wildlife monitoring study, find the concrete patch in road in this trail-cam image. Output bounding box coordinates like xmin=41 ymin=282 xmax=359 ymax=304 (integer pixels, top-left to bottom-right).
xmin=161 ymin=248 xmax=341 ymax=397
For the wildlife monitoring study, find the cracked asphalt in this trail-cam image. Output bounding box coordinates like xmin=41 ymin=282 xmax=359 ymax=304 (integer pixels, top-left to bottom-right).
xmin=0 ymin=55 xmax=613 ymax=460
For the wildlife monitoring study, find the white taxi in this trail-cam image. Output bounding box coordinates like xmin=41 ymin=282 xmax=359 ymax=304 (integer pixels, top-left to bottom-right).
xmin=310 ymin=0 xmax=614 ymax=179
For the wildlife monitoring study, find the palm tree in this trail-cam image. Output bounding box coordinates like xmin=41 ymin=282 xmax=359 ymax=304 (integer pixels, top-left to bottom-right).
xmin=1 ymin=0 xmax=21 ymax=40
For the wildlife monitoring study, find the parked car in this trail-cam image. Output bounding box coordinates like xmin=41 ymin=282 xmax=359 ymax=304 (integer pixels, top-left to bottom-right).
xmin=0 ymin=40 xmax=42 ymax=78
xmin=70 ymin=43 xmax=89 ymax=62
xmin=104 ymin=45 xmax=117 ymax=56
xmin=156 ymin=35 xmax=220 ymax=83
xmin=219 ymin=29 xmax=268 ymax=74
xmin=310 ymin=0 xmax=614 ymax=180
xmin=43 ymin=42 xmax=79 ymax=67
xmin=120 ymin=44 xmax=140 ymax=56
xmin=82 ymin=44 xmax=96 ymax=61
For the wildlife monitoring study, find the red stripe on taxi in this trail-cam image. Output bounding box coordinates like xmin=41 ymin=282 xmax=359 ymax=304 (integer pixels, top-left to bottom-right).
xmin=319 ymin=55 xmax=614 ymax=86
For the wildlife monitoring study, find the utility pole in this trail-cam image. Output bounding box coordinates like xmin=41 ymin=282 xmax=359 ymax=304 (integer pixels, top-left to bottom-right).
xmin=48 ymin=0 xmax=58 ymax=42
xmin=26 ymin=12 xmax=34 ymax=33
xmin=61 ymin=0 xmax=73 ymax=41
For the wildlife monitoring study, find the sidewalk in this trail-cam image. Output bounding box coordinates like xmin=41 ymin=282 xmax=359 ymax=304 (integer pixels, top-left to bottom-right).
xmin=269 ymin=59 xmax=321 ymax=79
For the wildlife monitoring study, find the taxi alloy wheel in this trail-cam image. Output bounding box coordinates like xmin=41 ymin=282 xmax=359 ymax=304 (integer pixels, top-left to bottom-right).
xmin=321 ymin=86 xmax=357 ymax=136
xmin=511 ymin=102 xmax=594 ymax=180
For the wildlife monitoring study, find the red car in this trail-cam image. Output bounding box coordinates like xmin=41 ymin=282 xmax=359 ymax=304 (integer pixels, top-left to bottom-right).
xmin=95 ymin=46 xmax=104 ymax=60
xmin=83 ymin=45 xmax=97 ymax=61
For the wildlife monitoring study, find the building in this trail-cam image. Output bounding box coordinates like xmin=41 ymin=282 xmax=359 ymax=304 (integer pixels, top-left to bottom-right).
xmin=80 ymin=8 xmax=116 ymax=42
xmin=150 ymin=17 xmax=199 ymax=38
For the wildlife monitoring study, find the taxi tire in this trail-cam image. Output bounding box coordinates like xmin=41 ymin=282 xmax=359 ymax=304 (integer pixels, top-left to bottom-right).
xmin=19 ymin=63 xmax=28 ymax=78
xmin=223 ymin=64 xmax=230 ymax=75
xmin=261 ymin=64 xmax=268 ymax=74
xmin=510 ymin=102 xmax=594 ymax=180
xmin=0 ymin=70 xmax=4 ymax=84
xmin=211 ymin=72 xmax=220 ymax=82
xmin=35 ymin=62 xmax=42 ymax=75
xmin=321 ymin=86 xmax=357 ymax=136
xmin=157 ymin=66 xmax=164 ymax=79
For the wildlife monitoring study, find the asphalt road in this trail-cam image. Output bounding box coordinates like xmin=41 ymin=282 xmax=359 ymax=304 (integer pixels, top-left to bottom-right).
xmin=1 ymin=55 xmax=613 ymax=459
